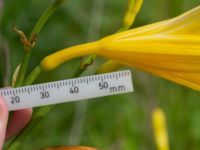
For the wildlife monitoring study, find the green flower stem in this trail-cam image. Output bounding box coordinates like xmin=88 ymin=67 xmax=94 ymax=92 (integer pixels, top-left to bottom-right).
xmin=6 ymin=65 xmax=46 ymax=150
xmin=7 ymin=67 xmax=83 ymax=150
xmin=73 ymin=67 xmax=85 ymax=78
xmin=14 ymin=0 xmax=66 ymax=87
xmin=73 ymin=55 xmax=97 ymax=77
xmin=30 ymin=0 xmax=66 ymax=39
xmin=7 ymin=1 xmax=67 ymax=149
xmin=7 ymin=106 xmax=54 ymax=150
xmin=23 ymin=66 xmax=43 ymax=86
xmin=14 ymin=51 xmax=31 ymax=87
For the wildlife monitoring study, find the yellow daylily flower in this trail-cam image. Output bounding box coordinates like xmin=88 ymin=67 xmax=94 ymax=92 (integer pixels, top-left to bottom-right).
xmin=41 ymin=5 xmax=200 ymax=91
xmin=152 ymin=108 xmax=169 ymax=150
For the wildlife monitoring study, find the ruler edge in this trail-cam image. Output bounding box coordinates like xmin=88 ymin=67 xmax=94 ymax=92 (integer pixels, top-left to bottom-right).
xmin=0 ymin=70 xmax=133 ymax=92
xmin=0 ymin=70 xmax=134 ymax=111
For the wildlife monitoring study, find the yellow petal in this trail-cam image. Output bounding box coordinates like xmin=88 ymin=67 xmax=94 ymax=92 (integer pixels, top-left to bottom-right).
xmin=99 ymin=35 xmax=200 ymax=72
xmin=112 ymin=5 xmax=200 ymax=39
xmin=131 ymin=63 xmax=200 ymax=90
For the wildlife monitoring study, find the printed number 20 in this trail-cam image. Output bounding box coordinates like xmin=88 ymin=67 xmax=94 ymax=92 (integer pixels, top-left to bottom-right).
xmin=11 ymin=96 xmax=20 ymax=104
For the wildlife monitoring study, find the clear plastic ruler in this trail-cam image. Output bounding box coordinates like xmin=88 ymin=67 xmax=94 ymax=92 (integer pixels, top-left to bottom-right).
xmin=0 ymin=70 xmax=134 ymax=111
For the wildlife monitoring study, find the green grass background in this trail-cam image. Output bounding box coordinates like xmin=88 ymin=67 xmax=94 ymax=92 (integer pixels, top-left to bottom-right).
xmin=0 ymin=0 xmax=200 ymax=149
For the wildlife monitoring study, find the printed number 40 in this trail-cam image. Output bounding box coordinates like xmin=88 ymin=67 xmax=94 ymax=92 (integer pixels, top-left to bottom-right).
xmin=70 ymin=87 xmax=79 ymax=94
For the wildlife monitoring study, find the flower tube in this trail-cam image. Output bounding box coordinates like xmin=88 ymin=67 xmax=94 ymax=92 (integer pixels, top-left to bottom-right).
xmin=41 ymin=5 xmax=200 ymax=90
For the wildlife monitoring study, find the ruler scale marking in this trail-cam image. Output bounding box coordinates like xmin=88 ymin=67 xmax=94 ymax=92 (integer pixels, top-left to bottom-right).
xmin=0 ymin=70 xmax=134 ymax=111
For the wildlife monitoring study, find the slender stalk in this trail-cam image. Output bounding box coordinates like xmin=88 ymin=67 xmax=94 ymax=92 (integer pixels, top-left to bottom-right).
xmin=6 ymin=106 xmax=54 ymax=150
xmin=6 ymin=1 xmax=67 ymax=149
xmin=23 ymin=66 xmax=43 ymax=86
xmin=73 ymin=55 xmax=97 ymax=77
xmin=73 ymin=67 xmax=85 ymax=78
xmin=14 ymin=51 xmax=31 ymax=87
xmin=6 ymin=67 xmax=83 ymax=150
xmin=6 ymin=66 xmax=51 ymax=150
xmin=30 ymin=0 xmax=66 ymax=40
xmin=14 ymin=0 xmax=66 ymax=87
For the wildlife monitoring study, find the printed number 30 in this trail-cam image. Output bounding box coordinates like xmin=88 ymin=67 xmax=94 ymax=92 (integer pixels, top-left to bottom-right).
xmin=40 ymin=91 xmax=50 ymax=99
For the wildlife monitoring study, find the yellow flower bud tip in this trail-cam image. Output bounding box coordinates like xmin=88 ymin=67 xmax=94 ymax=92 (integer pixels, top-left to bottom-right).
xmin=152 ymin=108 xmax=167 ymax=131
xmin=40 ymin=42 xmax=100 ymax=71
xmin=152 ymin=108 xmax=169 ymax=150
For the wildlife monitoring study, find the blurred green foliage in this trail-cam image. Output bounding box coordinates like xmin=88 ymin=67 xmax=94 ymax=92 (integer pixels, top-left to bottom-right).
xmin=0 ymin=0 xmax=200 ymax=149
